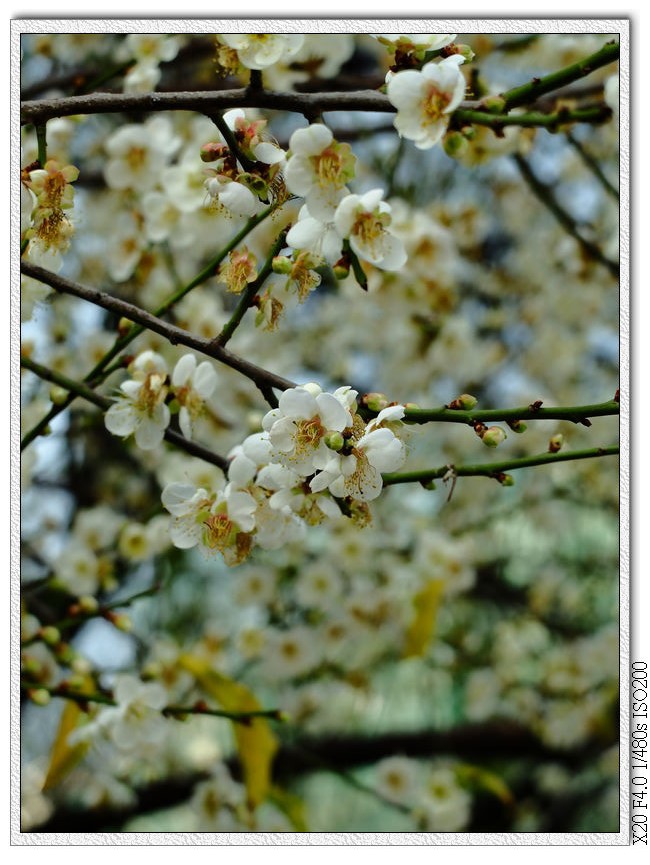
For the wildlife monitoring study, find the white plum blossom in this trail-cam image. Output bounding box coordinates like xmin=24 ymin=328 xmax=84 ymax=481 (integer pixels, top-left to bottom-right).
xmin=311 ymin=423 xmax=406 ymax=502
xmin=123 ymin=60 xmax=163 ymax=94
xmin=170 ymin=354 xmax=219 ymax=440
xmin=217 ymin=34 xmax=305 ymax=70
xmin=387 ymin=56 xmax=467 ymax=149
xmin=104 ymin=116 xmax=180 ymax=192
xmin=374 ymin=34 xmax=456 ymax=57
xmin=222 ymin=109 xmax=286 ymax=166
xmin=104 ymin=351 xmax=170 ymax=449
xmin=263 ymin=383 xmax=354 ymax=475
xmin=334 ymin=189 xmax=407 ymax=271
xmin=160 ymin=382 xmax=409 ymax=562
xmin=288 ymin=190 xmax=407 ymax=272
xmin=53 ymin=541 xmax=103 ymax=597
xmin=286 ymin=204 xmax=345 ymax=264
xmin=205 ymin=174 xmax=265 ymax=217
xmin=72 ymin=675 xmax=169 ymax=754
xmin=161 ymin=481 xmax=257 ymax=566
xmin=124 ymin=33 xmax=182 ymax=65
xmin=284 ymin=123 xmax=356 ymax=219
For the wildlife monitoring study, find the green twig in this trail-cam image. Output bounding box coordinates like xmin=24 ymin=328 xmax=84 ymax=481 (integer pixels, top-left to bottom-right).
xmin=20 ymin=354 xmax=230 ymax=471
xmin=20 ymin=205 xmax=276 ymax=449
xmin=214 ymin=227 xmax=290 ymax=347
xmin=499 ymin=40 xmax=619 ymax=111
xmin=20 ymin=584 xmax=162 ymax=647
xmin=382 ymin=445 xmax=619 ymax=487
xmin=453 ymin=104 xmax=611 ymax=132
xmin=403 ymin=399 xmax=619 ymax=426
xmin=21 ymin=682 xmax=283 ymax=725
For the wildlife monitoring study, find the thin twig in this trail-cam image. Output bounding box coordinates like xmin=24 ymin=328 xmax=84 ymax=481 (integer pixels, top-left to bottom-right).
xmin=512 ymin=153 xmax=619 ymax=278
xmin=20 ymin=262 xmax=297 ymax=394
xmin=402 ymin=399 xmax=619 ymax=426
xmin=20 ymin=205 xmax=277 ymax=449
xmin=382 ymin=445 xmax=619 ymax=487
xmin=565 ymin=131 xmax=619 ymax=200
xmin=20 ymin=353 xmax=230 ymax=471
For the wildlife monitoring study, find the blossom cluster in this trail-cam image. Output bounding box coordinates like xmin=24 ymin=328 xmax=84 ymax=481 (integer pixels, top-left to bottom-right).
xmin=22 ymin=159 xmax=79 ymax=254
xmin=104 ymin=350 xmax=218 ymax=448
xmin=160 ymin=383 xmax=407 ymax=565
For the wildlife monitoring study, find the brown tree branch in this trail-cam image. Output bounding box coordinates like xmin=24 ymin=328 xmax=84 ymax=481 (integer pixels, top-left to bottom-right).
xmin=20 ymin=261 xmax=297 ymax=394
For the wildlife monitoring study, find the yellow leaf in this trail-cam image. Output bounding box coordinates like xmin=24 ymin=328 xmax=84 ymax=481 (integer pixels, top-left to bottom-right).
xmin=43 ymin=700 xmax=89 ymax=791
xmin=403 ymin=578 xmax=445 ymax=658
xmin=268 ymin=785 xmax=309 ymax=832
xmin=178 ymin=653 xmax=278 ymax=809
xmin=457 ymin=764 xmax=514 ymax=806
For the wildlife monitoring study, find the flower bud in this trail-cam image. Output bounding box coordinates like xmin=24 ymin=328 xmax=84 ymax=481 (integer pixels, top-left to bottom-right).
xmin=507 ymin=419 xmax=527 ymax=434
xmin=363 ymin=392 xmax=390 ymax=412
xmin=49 ymin=386 xmax=69 ymax=405
xmin=79 ymin=595 xmax=99 ymax=614
xmin=39 ymin=625 xmax=61 ymax=646
xmin=481 ymin=95 xmax=506 ymax=114
xmin=497 ymin=473 xmax=515 ymax=487
xmin=272 ymin=255 xmax=293 ymax=275
xmin=548 ymin=433 xmax=564 ymax=453
xmin=200 ymin=142 xmax=228 ymax=163
xmin=106 ymin=611 xmax=132 ymax=632
xmin=443 ymin=132 xmax=468 ymax=158
xmin=481 ymin=426 xmax=507 ymax=448
xmin=117 ymin=317 xmax=133 ymax=336
xmin=54 ymin=643 xmax=75 ymax=664
xmin=29 ymin=688 xmax=51 ymax=706
xmin=325 ymin=431 xmax=345 ymax=451
xmin=71 ymin=657 xmax=92 ymax=675
xmin=455 ymin=43 xmax=476 ymax=63
xmin=448 ymin=393 xmax=478 ymax=410
xmin=333 ymin=256 xmax=350 ymax=280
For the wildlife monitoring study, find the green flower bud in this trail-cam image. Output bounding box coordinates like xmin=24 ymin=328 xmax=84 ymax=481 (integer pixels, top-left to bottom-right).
xmin=443 ymin=132 xmax=468 ymax=158
xmin=481 ymin=426 xmax=507 ymax=448
xmin=78 ymin=595 xmax=99 ymax=614
xmin=449 ymin=393 xmax=478 ymax=410
xmin=456 ymin=44 xmax=476 ymax=63
xmin=363 ymin=392 xmax=389 ymax=412
xmin=333 ymin=258 xmax=350 ymax=280
xmin=29 ymin=688 xmax=51 ymax=706
xmin=39 ymin=626 xmax=61 ymax=645
xmin=481 ymin=95 xmax=506 ymax=113
xmin=325 ymin=431 xmax=345 ymax=451
xmin=49 ymin=386 xmax=69 ymax=405
xmin=507 ymin=419 xmax=527 ymax=434
xmin=272 ymin=255 xmax=293 ymax=275
xmin=498 ymin=473 xmax=515 ymax=487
